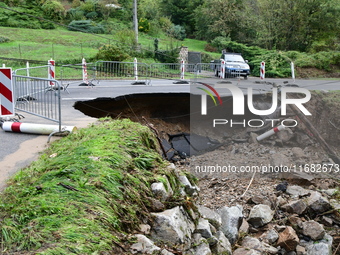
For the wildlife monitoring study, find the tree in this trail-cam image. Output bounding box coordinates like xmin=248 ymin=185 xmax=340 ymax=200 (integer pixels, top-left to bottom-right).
xmin=160 ymin=0 xmax=204 ymax=36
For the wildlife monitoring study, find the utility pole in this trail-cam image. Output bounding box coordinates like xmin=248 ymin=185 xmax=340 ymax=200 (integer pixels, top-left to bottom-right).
xmin=133 ymin=0 xmax=138 ymax=46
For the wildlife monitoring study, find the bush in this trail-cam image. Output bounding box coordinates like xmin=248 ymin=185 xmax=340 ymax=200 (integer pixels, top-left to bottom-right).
xmin=158 ymin=16 xmax=172 ymax=33
xmin=95 ymin=44 xmax=129 ymax=61
xmin=167 ymin=25 xmax=186 ymax=41
xmin=138 ymin=18 xmax=150 ymax=33
xmin=204 ymin=43 xmax=217 ymax=53
xmin=68 ymin=20 xmax=105 ymax=34
xmin=0 ymin=36 xmax=10 ymax=43
xmin=41 ymin=0 xmax=65 ymax=21
xmin=155 ymin=46 xmax=180 ymax=63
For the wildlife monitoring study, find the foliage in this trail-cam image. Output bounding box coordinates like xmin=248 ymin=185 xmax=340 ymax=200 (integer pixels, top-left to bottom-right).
xmin=167 ymin=24 xmax=186 ymax=41
xmin=0 ymin=35 xmax=10 ymax=43
xmin=0 ymin=119 xmax=185 ymax=254
xmin=41 ymin=0 xmax=65 ymax=21
xmin=95 ymin=44 xmax=130 ymax=61
xmin=138 ymin=18 xmax=150 ymax=33
xmin=155 ymin=44 xmax=181 ymax=63
xmin=160 ymin=0 xmax=204 ymax=36
xmin=67 ymin=20 xmax=105 ymax=34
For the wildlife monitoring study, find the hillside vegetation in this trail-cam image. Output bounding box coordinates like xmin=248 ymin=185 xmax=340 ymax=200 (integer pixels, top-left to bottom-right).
xmin=0 ymin=0 xmax=340 ymax=77
xmin=0 ymin=119 xmax=191 ymax=254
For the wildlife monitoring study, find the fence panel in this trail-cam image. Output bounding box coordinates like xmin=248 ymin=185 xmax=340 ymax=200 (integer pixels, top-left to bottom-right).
xmin=95 ymin=61 xmax=149 ymax=81
xmin=60 ymin=62 xmax=96 ymax=86
xmin=13 ymin=75 xmax=61 ymax=125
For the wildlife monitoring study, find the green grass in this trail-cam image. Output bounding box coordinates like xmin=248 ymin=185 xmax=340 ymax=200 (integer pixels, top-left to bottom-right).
xmin=0 ymin=119 xmax=185 ymax=254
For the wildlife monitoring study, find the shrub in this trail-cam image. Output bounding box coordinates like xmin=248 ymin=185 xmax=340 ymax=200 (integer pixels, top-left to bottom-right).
xmin=0 ymin=36 xmax=10 ymax=43
xmin=138 ymin=18 xmax=150 ymax=33
xmin=167 ymin=25 xmax=186 ymax=41
xmin=95 ymin=44 xmax=129 ymax=61
xmin=68 ymin=20 xmax=105 ymax=34
xmin=204 ymin=43 xmax=217 ymax=53
xmin=41 ymin=0 xmax=65 ymax=21
xmin=158 ymin=16 xmax=172 ymax=33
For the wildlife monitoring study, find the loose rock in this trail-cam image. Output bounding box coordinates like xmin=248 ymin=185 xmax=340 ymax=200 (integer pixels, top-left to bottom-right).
xmin=307 ymin=191 xmax=331 ymax=214
xmin=247 ymin=204 xmax=274 ymax=228
xmin=130 ymin=234 xmax=161 ymax=254
xmin=219 ymin=205 xmax=243 ymax=244
xmin=276 ymin=226 xmax=299 ymax=252
xmin=302 ymin=220 xmax=325 ymax=241
xmin=151 ymin=206 xmax=195 ymax=246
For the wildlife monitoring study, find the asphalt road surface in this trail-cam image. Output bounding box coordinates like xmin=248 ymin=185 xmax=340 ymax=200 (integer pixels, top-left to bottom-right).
xmin=0 ymin=76 xmax=339 ymax=191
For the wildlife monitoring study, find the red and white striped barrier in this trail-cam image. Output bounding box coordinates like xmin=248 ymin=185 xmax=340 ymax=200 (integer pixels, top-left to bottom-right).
xmin=2 ymin=122 xmax=77 ymax=135
xmin=180 ymin=59 xmax=185 ymax=80
xmin=82 ymin=58 xmax=89 ymax=85
xmin=48 ymin=59 xmax=55 ymax=86
xmin=260 ymin=61 xmax=265 ymax=80
xmin=256 ymin=125 xmax=285 ymax=141
xmin=0 ymin=68 xmax=15 ymax=117
xmin=134 ymin=58 xmax=138 ymax=81
xmin=220 ymin=59 xmax=226 ymax=79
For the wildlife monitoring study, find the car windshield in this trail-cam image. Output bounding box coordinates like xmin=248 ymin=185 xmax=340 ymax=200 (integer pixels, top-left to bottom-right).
xmin=225 ymin=55 xmax=245 ymax=63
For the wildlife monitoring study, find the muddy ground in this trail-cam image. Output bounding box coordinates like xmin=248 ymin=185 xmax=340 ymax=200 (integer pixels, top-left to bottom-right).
xmin=75 ymin=89 xmax=340 ymax=203
xmin=75 ymin=90 xmax=340 ymax=250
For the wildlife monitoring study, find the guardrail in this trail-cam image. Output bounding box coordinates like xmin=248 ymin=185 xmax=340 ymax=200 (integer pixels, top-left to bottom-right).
xmin=13 ymin=74 xmax=62 ymax=126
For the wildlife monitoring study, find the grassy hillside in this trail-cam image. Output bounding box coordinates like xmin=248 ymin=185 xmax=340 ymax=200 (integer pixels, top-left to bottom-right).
xmin=1 ymin=26 xmax=339 ymax=78
xmin=0 ymin=119 xmax=189 ymax=254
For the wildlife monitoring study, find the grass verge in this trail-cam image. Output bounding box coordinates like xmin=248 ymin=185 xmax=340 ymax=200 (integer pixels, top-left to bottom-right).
xmin=0 ymin=118 xmax=185 ymax=254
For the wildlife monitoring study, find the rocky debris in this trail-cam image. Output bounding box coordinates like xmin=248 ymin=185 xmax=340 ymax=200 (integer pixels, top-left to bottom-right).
xmin=151 ymin=182 xmax=170 ymax=201
xmin=276 ymin=127 xmax=294 ymax=143
xmin=301 ymin=233 xmax=333 ymax=255
xmin=239 ymin=219 xmax=249 ymax=234
xmin=151 ymin=206 xmax=195 ymax=246
xmin=259 ymin=228 xmax=279 ymax=244
xmin=219 ymin=205 xmax=243 ymax=244
xmin=283 ymin=199 xmax=307 ymax=215
xmin=322 ymin=188 xmax=338 ymax=197
xmin=139 ymin=224 xmax=151 ymax=235
xmin=187 ymin=233 xmax=212 ymax=255
xmin=128 ymin=164 xmax=338 ymax=255
xmin=240 ymin=236 xmax=279 ymax=254
xmin=212 ymin=231 xmax=232 ymax=255
xmin=307 ymin=191 xmax=331 ymax=214
xmin=277 ymin=226 xmax=300 ymax=251
xmin=160 ymin=249 xmax=175 ymax=255
xmin=321 ymin=216 xmax=333 ymax=227
xmin=296 ymin=245 xmax=306 ymax=255
xmin=195 ymin=218 xmax=213 ymax=240
xmin=233 ymin=248 xmax=261 ymax=255
xmin=198 ymin=205 xmax=222 ymax=229
xmin=285 ymin=185 xmax=310 ymax=197
xmin=270 ymin=153 xmax=290 ymax=167
xmin=130 ymin=234 xmax=161 ymax=254
xmin=147 ymin=197 xmax=165 ymax=212
xmin=177 ymin=173 xmax=200 ymax=196
xmin=301 ymin=220 xmax=325 ymax=240
xmin=291 ymin=147 xmax=307 ymax=160
xmin=247 ymin=204 xmax=274 ymax=228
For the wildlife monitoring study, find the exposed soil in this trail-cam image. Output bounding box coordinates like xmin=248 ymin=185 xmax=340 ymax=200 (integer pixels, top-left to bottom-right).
xmin=74 ymin=90 xmax=340 ymax=203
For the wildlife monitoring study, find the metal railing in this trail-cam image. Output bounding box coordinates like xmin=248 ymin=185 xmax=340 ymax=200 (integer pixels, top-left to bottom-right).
xmin=95 ymin=61 xmax=149 ymax=81
xmin=13 ymin=74 xmax=61 ymax=129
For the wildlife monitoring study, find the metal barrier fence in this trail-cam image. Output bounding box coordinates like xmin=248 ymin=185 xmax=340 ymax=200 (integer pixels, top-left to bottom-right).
xmin=95 ymin=61 xmax=149 ymax=81
xmin=15 ymin=65 xmax=50 ymax=79
xmin=13 ymin=74 xmax=61 ymax=129
xmin=60 ymin=62 xmax=97 ymax=87
xmin=57 ymin=61 xmax=245 ymax=85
